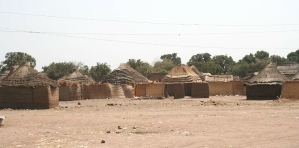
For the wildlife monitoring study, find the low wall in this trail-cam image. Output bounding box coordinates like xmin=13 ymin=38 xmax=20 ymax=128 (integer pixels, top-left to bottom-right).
xmin=173 ymin=83 xmax=185 ymax=99
xmin=281 ymin=81 xmax=299 ymax=99
xmin=59 ymin=85 xmax=81 ymax=101
xmin=232 ymin=81 xmax=245 ymax=96
xmin=0 ymin=86 xmax=59 ymax=109
xmin=135 ymin=84 xmax=146 ymax=97
xmin=82 ymin=83 xmax=112 ymax=99
xmin=246 ymin=85 xmax=281 ymax=100
xmin=134 ymin=84 xmax=165 ymax=97
xmin=191 ymin=83 xmax=209 ymax=98
xmin=209 ymin=81 xmax=234 ymax=96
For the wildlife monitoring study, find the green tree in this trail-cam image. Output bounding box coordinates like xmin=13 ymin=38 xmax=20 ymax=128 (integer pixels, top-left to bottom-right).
xmin=127 ymin=59 xmax=153 ymax=76
xmin=231 ymin=61 xmax=250 ymax=78
xmin=192 ymin=61 xmax=223 ymax=75
xmin=270 ymin=55 xmax=287 ymax=64
xmin=242 ymin=53 xmax=256 ymax=64
xmin=89 ymin=63 xmax=111 ymax=82
xmin=160 ymin=53 xmax=181 ymax=65
xmin=0 ymin=52 xmax=36 ymax=73
xmin=255 ymin=50 xmax=269 ymax=60
xmin=212 ymin=55 xmax=235 ymax=74
xmin=287 ymin=50 xmax=299 ymax=62
xmin=42 ymin=62 xmax=89 ymax=80
xmin=152 ymin=59 xmax=176 ymax=73
xmin=187 ymin=53 xmax=211 ymax=65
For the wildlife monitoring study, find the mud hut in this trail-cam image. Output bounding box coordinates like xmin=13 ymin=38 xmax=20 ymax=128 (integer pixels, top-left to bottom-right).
xmin=245 ymin=63 xmax=290 ymax=100
xmin=0 ymin=62 xmax=58 ymax=109
xmin=162 ymin=64 xmax=201 ymax=83
xmin=60 ymin=68 xmax=94 ymax=84
xmin=58 ymin=69 xmax=94 ymax=101
xmin=103 ymin=63 xmax=149 ymax=84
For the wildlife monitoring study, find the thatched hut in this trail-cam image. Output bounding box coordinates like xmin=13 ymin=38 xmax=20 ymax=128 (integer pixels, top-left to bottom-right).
xmin=277 ymin=63 xmax=299 ymax=78
xmin=58 ymin=69 xmax=94 ymax=101
xmin=162 ymin=65 xmax=201 ymax=83
xmin=245 ymin=63 xmax=290 ymax=100
xmin=60 ymin=68 xmax=94 ymax=84
xmin=0 ymin=62 xmax=58 ymax=109
xmin=103 ymin=63 xmax=149 ymax=84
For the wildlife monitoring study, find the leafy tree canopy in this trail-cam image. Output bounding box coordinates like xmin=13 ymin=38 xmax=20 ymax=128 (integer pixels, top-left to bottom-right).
xmin=89 ymin=62 xmax=111 ymax=82
xmin=255 ymin=50 xmax=269 ymax=60
xmin=127 ymin=59 xmax=153 ymax=76
xmin=152 ymin=59 xmax=176 ymax=73
xmin=160 ymin=53 xmax=181 ymax=65
xmin=0 ymin=52 xmax=36 ymax=74
xmin=42 ymin=61 xmax=89 ymax=80
xmin=212 ymin=55 xmax=235 ymax=74
xmin=187 ymin=53 xmax=211 ymax=65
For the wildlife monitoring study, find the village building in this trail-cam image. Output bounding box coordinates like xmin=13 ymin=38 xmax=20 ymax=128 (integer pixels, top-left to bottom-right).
xmin=0 ymin=62 xmax=58 ymax=109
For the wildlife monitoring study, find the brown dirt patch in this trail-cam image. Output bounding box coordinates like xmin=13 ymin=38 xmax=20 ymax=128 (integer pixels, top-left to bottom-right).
xmin=0 ymin=96 xmax=298 ymax=147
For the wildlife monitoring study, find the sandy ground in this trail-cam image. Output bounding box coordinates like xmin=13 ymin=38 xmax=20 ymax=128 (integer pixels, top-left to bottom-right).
xmin=0 ymin=96 xmax=299 ymax=148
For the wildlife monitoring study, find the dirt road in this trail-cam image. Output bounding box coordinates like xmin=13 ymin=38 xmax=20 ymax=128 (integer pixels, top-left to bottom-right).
xmin=0 ymin=96 xmax=298 ymax=148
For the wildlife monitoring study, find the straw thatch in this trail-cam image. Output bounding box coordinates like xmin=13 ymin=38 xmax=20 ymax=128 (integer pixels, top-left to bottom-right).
xmin=205 ymin=75 xmax=234 ymax=82
xmin=60 ymin=68 xmax=94 ymax=84
xmin=0 ymin=70 xmax=9 ymax=83
xmin=277 ymin=63 xmax=299 ymax=78
xmin=103 ymin=63 xmax=149 ymax=83
xmin=292 ymin=72 xmax=299 ymax=80
xmin=147 ymin=73 xmax=167 ymax=82
xmin=1 ymin=62 xmax=57 ymax=87
xmin=162 ymin=65 xmax=201 ymax=83
xmin=245 ymin=63 xmax=290 ymax=86
xmin=190 ymin=65 xmax=205 ymax=81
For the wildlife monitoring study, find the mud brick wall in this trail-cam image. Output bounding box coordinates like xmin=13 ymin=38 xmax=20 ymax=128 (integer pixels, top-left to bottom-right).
xmin=173 ymin=83 xmax=185 ymax=99
xmin=246 ymin=85 xmax=282 ymax=100
xmin=146 ymin=84 xmax=165 ymax=97
xmin=135 ymin=84 xmax=147 ymax=97
xmin=191 ymin=83 xmax=209 ymax=98
xmin=82 ymin=84 xmax=112 ymax=99
xmin=208 ymin=81 xmax=234 ymax=96
xmin=184 ymin=83 xmax=192 ymax=96
xmin=59 ymin=85 xmax=81 ymax=101
xmin=165 ymin=84 xmax=177 ymax=96
xmin=232 ymin=81 xmax=245 ymax=96
xmin=0 ymin=86 xmax=58 ymax=109
xmin=281 ymin=81 xmax=299 ymax=99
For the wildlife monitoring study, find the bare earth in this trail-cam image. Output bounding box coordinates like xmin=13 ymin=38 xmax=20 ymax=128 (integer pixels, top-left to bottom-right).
xmin=0 ymin=96 xmax=298 ymax=148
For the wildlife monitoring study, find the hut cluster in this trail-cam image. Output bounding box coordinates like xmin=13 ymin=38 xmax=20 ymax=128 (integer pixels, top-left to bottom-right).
xmin=0 ymin=62 xmax=299 ymax=109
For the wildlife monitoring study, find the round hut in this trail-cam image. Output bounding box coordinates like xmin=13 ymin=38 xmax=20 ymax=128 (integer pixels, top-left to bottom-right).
xmin=103 ymin=63 xmax=149 ymax=84
xmin=162 ymin=65 xmax=203 ymax=99
xmin=0 ymin=62 xmax=58 ymax=109
xmin=58 ymin=68 xmax=94 ymax=101
xmin=245 ymin=63 xmax=290 ymax=100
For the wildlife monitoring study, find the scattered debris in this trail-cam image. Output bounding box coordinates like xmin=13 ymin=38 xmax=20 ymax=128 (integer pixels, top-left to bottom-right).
xmin=101 ymin=140 xmax=105 ymax=143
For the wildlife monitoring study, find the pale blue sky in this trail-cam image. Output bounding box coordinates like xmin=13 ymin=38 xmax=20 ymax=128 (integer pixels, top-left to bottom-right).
xmin=1 ymin=0 xmax=299 ymax=71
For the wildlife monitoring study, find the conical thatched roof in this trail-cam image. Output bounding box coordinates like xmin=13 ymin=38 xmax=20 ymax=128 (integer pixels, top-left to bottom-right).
xmin=190 ymin=65 xmax=205 ymax=81
xmin=0 ymin=70 xmax=9 ymax=83
xmin=246 ymin=63 xmax=290 ymax=86
xmin=292 ymin=72 xmax=299 ymax=80
xmin=1 ymin=62 xmax=57 ymax=87
xmin=162 ymin=64 xmax=201 ymax=83
xmin=103 ymin=63 xmax=149 ymax=83
xmin=60 ymin=68 xmax=94 ymax=83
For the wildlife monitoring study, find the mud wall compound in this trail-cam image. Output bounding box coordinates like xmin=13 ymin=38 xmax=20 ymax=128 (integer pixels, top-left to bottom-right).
xmin=246 ymin=85 xmax=282 ymax=100
xmin=281 ymin=81 xmax=299 ymax=99
xmin=0 ymin=86 xmax=58 ymax=109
